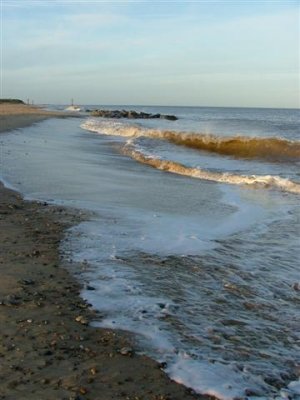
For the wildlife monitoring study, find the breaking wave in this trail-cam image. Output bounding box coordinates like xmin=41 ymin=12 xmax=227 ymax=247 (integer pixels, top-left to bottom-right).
xmin=122 ymin=145 xmax=300 ymax=195
xmin=82 ymin=119 xmax=300 ymax=162
xmin=81 ymin=119 xmax=300 ymax=194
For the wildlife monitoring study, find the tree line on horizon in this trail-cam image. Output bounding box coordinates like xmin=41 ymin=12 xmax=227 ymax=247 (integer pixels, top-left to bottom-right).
xmin=0 ymin=99 xmax=25 ymax=104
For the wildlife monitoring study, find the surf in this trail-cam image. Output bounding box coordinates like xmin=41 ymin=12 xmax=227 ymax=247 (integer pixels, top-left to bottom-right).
xmin=122 ymin=144 xmax=300 ymax=195
xmin=82 ymin=119 xmax=300 ymax=162
xmin=82 ymin=119 xmax=300 ymax=194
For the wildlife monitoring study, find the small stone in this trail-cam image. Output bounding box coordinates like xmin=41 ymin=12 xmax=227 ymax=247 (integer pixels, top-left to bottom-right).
xmin=90 ymin=367 xmax=97 ymax=375
xmin=20 ymin=278 xmax=35 ymax=285
xmin=75 ymin=316 xmax=88 ymax=325
xmin=245 ymin=389 xmax=259 ymax=396
xmin=119 ymin=347 xmax=134 ymax=356
xmin=79 ymin=387 xmax=88 ymax=394
xmin=158 ymin=361 xmax=167 ymax=369
xmin=5 ymin=294 xmax=21 ymax=306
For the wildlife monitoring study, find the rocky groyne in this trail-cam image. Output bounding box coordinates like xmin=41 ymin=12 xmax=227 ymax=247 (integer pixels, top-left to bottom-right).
xmin=90 ymin=109 xmax=178 ymax=121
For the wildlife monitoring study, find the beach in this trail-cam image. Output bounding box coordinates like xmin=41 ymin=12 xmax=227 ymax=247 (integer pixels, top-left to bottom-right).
xmin=0 ymin=105 xmax=206 ymax=400
xmin=2 ymin=0 xmax=299 ymax=398
xmin=1 ymin=103 xmax=299 ymax=400
xmin=0 ymin=103 xmax=79 ymax=133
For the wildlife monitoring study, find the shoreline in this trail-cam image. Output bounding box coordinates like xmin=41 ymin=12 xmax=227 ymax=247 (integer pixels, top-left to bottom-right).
xmin=0 ymin=105 xmax=207 ymax=400
xmin=0 ymin=103 xmax=80 ymax=133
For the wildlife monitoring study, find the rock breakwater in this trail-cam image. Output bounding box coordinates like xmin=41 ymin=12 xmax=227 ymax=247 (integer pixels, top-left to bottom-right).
xmin=90 ymin=109 xmax=178 ymax=120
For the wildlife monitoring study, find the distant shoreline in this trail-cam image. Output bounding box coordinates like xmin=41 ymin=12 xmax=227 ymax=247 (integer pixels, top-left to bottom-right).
xmin=0 ymin=103 xmax=80 ymax=133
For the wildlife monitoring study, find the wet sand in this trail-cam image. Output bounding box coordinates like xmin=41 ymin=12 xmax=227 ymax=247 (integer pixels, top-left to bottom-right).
xmin=0 ymin=105 xmax=209 ymax=400
xmin=0 ymin=103 xmax=79 ymax=133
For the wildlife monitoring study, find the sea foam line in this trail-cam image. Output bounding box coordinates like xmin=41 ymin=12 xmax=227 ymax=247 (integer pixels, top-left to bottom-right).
xmin=81 ymin=119 xmax=300 ymax=162
xmin=122 ymin=144 xmax=300 ymax=195
xmin=81 ymin=119 xmax=300 ymax=194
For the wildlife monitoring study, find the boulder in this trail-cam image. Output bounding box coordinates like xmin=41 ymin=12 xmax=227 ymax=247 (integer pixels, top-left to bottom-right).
xmin=90 ymin=109 xmax=178 ymax=121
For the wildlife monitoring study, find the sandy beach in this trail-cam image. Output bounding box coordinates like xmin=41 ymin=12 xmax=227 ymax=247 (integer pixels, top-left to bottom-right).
xmin=0 ymin=104 xmax=207 ymax=400
xmin=0 ymin=103 xmax=80 ymax=133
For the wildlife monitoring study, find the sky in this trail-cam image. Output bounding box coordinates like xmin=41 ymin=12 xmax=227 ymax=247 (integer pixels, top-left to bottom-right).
xmin=1 ymin=0 xmax=299 ymax=108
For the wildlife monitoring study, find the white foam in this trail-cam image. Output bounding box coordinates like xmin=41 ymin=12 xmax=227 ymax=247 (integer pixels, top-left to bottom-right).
xmin=166 ymin=357 xmax=267 ymax=400
xmin=126 ymin=144 xmax=300 ymax=195
xmin=288 ymin=380 xmax=300 ymax=395
xmin=62 ymin=209 xmax=300 ymax=400
xmin=81 ymin=119 xmax=300 ymax=195
xmin=81 ymin=118 xmax=144 ymax=138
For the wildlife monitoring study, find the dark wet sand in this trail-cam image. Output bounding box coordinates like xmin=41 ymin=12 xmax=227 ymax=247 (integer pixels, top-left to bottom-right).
xmin=0 ymin=103 xmax=79 ymax=133
xmin=0 ymin=105 xmax=210 ymax=400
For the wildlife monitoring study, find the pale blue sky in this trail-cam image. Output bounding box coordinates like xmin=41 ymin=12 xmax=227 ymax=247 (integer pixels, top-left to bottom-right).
xmin=1 ymin=0 xmax=299 ymax=107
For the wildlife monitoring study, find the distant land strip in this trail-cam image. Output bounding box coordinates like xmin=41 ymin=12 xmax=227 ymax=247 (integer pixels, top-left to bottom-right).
xmin=0 ymin=98 xmax=25 ymax=104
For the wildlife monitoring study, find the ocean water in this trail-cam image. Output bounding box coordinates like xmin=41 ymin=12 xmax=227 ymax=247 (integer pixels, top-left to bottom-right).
xmin=0 ymin=106 xmax=299 ymax=399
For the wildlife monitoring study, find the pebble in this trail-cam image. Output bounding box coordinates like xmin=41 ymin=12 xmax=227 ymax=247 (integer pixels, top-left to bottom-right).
xmin=158 ymin=362 xmax=167 ymax=369
xmin=75 ymin=316 xmax=88 ymax=325
xmin=2 ymin=294 xmax=22 ymax=306
xmin=119 ymin=347 xmax=134 ymax=356
xmin=79 ymin=387 xmax=88 ymax=395
xmin=19 ymin=278 xmax=35 ymax=285
xmin=292 ymin=282 xmax=300 ymax=291
xmin=90 ymin=367 xmax=97 ymax=375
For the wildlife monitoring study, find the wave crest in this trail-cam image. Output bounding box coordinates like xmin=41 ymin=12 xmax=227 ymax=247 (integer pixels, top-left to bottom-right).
xmin=82 ymin=119 xmax=300 ymax=162
xmin=81 ymin=119 xmax=300 ymax=194
xmin=122 ymin=145 xmax=300 ymax=195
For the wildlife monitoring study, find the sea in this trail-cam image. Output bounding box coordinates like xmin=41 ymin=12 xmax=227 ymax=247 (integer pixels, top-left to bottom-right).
xmin=0 ymin=105 xmax=299 ymax=400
